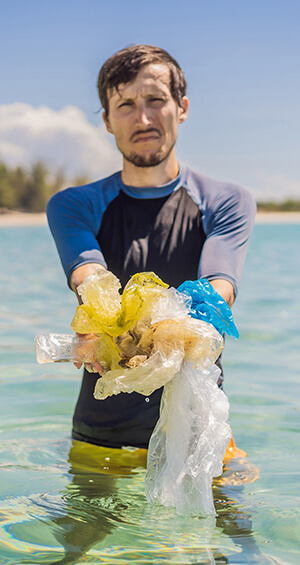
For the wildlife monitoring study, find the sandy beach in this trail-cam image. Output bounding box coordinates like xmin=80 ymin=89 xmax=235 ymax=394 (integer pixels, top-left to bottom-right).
xmin=0 ymin=211 xmax=48 ymax=227
xmin=1 ymin=210 xmax=300 ymax=227
xmin=255 ymin=211 xmax=300 ymax=223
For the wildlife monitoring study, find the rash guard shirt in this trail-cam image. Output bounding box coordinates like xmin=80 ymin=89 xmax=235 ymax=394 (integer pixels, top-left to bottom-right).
xmin=47 ymin=165 xmax=256 ymax=448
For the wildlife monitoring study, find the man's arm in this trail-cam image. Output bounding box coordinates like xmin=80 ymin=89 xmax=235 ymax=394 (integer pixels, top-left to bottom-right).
xmin=197 ymin=179 xmax=256 ymax=301
xmin=47 ymin=185 xmax=110 ymax=289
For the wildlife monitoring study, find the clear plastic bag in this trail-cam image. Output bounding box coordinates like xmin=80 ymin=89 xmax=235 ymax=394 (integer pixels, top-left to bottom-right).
xmin=35 ymin=333 xmax=100 ymax=365
xmin=145 ymin=362 xmax=231 ymax=516
xmin=94 ymin=347 xmax=184 ymax=399
xmin=94 ymin=315 xmax=223 ymax=399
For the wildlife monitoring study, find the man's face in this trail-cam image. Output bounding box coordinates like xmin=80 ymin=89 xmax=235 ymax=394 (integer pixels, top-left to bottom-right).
xmin=103 ymin=64 xmax=188 ymax=168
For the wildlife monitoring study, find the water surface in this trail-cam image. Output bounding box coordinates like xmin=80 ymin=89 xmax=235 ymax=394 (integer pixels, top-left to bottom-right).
xmin=0 ymin=223 xmax=299 ymax=564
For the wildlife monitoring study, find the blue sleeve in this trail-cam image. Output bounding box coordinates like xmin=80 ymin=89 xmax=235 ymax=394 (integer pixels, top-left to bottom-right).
xmin=199 ymin=183 xmax=256 ymax=296
xmin=47 ymin=182 xmax=112 ymax=286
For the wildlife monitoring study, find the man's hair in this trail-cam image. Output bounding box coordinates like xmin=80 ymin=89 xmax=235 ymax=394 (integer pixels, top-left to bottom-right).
xmin=98 ymin=44 xmax=187 ymax=117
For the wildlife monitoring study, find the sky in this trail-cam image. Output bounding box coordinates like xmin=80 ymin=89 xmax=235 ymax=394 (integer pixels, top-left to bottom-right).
xmin=1 ymin=0 xmax=299 ymax=201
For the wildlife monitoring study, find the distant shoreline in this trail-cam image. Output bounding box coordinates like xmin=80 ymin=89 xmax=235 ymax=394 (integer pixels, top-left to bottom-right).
xmin=0 ymin=211 xmax=47 ymax=227
xmin=255 ymin=211 xmax=300 ymax=223
xmin=1 ymin=210 xmax=300 ymax=227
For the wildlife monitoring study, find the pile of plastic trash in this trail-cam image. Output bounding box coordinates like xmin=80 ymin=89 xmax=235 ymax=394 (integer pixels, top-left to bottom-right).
xmin=36 ymin=269 xmax=238 ymax=516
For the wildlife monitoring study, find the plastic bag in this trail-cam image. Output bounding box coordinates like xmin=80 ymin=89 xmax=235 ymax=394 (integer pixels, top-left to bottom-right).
xmin=145 ymin=362 xmax=231 ymax=516
xmin=94 ymin=315 xmax=223 ymax=399
xmin=35 ymin=333 xmax=100 ymax=365
xmin=71 ymin=270 xmax=168 ymax=337
xmin=177 ymin=278 xmax=239 ymax=338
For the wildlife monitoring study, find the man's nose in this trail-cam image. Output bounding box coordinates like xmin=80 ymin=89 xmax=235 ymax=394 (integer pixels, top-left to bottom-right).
xmin=135 ymin=103 xmax=152 ymax=125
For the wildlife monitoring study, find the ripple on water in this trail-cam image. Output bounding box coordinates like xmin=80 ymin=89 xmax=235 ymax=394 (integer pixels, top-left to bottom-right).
xmin=0 ymin=444 xmax=294 ymax=565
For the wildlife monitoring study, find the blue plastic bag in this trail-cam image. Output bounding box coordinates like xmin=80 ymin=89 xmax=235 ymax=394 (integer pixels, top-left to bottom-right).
xmin=177 ymin=279 xmax=239 ymax=338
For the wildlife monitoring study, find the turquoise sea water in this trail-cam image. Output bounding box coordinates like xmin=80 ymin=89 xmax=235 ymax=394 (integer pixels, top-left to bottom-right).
xmin=0 ymin=222 xmax=299 ymax=564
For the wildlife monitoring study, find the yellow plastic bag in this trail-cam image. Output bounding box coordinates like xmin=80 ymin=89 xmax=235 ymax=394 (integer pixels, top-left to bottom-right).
xmin=71 ymin=270 xmax=168 ymax=336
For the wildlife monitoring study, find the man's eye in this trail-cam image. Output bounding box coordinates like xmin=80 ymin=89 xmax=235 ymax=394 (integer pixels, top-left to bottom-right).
xmin=118 ymin=101 xmax=132 ymax=108
xmin=149 ymin=97 xmax=166 ymax=106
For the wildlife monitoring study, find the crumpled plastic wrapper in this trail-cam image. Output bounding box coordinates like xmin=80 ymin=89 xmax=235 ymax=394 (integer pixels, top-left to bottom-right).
xmin=94 ymin=315 xmax=223 ymax=399
xmin=70 ymin=270 xmax=169 ymax=337
xmin=178 ymin=278 xmax=239 ymax=338
xmin=36 ymin=270 xmax=224 ymax=398
xmin=35 ymin=333 xmax=100 ymax=365
xmin=35 ymin=269 xmax=234 ymax=516
xmin=145 ymin=362 xmax=231 ymax=516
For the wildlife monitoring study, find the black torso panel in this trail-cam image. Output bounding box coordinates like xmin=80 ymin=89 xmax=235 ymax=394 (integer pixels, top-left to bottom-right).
xmin=97 ymin=187 xmax=205 ymax=288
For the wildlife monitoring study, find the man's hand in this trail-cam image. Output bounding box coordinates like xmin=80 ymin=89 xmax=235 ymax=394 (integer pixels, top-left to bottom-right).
xmin=73 ymin=333 xmax=105 ymax=374
xmin=209 ymin=279 xmax=235 ymax=308
xmin=70 ymin=263 xmax=107 ymax=304
xmin=70 ymin=263 xmax=107 ymax=373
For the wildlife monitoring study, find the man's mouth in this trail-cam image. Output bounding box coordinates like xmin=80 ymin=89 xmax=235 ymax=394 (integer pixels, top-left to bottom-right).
xmin=131 ymin=129 xmax=161 ymax=142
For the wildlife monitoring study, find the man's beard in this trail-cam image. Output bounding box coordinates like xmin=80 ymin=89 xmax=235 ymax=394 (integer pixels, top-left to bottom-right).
xmin=122 ymin=141 xmax=175 ymax=168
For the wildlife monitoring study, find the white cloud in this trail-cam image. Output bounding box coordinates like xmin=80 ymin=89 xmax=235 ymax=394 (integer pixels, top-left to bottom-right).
xmin=250 ymin=172 xmax=300 ymax=202
xmin=0 ymin=103 xmax=122 ymax=180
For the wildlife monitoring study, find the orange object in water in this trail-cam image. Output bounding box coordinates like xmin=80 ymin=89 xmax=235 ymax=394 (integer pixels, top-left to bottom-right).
xmin=224 ymin=435 xmax=247 ymax=462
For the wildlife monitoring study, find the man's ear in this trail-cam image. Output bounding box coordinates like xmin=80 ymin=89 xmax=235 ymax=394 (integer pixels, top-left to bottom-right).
xmin=178 ymin=96 xmax=189 ymax=124
xmin=102 ymin=111 xmax=113 ymax=133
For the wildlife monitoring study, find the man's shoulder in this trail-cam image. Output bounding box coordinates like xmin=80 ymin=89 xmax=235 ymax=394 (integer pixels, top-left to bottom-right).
xmin=47 ymin=171 xmax=122 ymax=211
xmin=182 ymin=166 xmax=249 ymax=197
xmin=181 ymin=166 xmax=256 ymax=211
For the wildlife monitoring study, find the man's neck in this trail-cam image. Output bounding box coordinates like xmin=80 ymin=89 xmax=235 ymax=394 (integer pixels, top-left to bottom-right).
xmin=121 ymin=155 xmax=180 ymax=187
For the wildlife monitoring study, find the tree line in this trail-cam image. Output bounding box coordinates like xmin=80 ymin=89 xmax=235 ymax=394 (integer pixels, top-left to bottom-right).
xmin=256 ymin=200 xmax=300 ymax=212
xmin=0 ymin=161 xmax=88 ymax=212
xmin=1 ymin=160 xmax=300 ymax=213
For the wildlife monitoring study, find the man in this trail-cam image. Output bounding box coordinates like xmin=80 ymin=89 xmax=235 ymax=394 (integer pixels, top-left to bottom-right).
xmin=47 ymin=44 xmax=256 ymax=450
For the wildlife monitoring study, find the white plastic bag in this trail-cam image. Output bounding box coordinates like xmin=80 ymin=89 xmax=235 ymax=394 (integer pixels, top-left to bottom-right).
xmin=145 ymin=362 xmax=231 ymax=516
